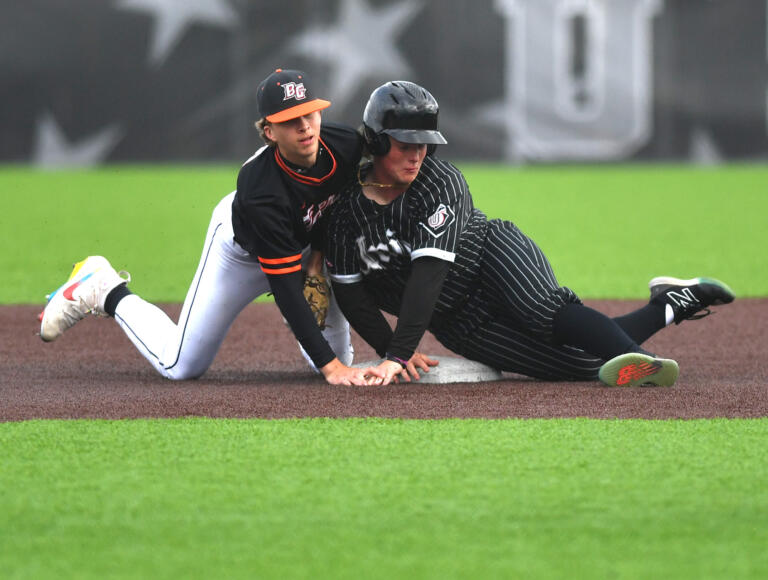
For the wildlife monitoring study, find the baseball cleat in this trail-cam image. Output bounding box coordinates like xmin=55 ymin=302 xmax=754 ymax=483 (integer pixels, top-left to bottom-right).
xmin=598 ymin=352 xmax=679 ymax=387
xmin=649 ymin=276 xmax=735 ymax=324
xmin=39 ymin=256 xmax=130 ymax=342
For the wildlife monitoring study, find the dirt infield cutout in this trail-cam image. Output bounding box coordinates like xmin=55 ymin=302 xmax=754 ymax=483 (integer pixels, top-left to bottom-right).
xmin=2 ymin=299 xmax=766 ymax=421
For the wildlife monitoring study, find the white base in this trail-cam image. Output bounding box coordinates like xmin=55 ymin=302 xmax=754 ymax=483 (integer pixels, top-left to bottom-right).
xmin=355 ymin=355 xmax=503 ymax=384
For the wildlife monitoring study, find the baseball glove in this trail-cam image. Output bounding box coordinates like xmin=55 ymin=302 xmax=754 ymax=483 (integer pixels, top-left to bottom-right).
xmin=303 ymin=272 xmax=331 ymax=329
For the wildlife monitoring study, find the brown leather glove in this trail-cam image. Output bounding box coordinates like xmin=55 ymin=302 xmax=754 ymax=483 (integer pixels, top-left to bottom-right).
xmin=303 ymin=272 xmax=331 ymax=329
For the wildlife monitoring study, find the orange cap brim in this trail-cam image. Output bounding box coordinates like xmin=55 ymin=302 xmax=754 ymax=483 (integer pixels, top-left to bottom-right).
xmin=266 ymin=99 xmax=331 ymax=123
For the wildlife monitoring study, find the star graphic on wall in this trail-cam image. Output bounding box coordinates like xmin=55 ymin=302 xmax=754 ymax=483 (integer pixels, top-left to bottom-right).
xmin=32 ymin=113 xmax=123 ymax=168
xmin=115 ymin=0 xmax=238 ymax=67
xmin=291 ymin=0 xmax=423 ymax=110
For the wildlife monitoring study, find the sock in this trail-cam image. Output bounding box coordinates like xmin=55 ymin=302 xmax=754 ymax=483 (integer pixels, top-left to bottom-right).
xmin=553 ymin=303 xmax=642 ymax=361
xmin=612 ymin=302 xmax=667 ymax=344
xmin=665 ymin=304 xmax=675 ymax=325
xmin=104 ymin=283 xmax=132 ymax=317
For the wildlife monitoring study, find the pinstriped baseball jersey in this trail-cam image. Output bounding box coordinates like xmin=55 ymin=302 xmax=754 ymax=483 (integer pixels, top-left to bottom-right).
xmin=325 ymin=155 xmax=487 ymax=317
xmin=325 ymin=155 xmax=599 ymax=380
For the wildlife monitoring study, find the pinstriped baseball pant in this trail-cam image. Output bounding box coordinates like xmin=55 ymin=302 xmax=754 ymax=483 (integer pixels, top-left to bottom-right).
xmin=433 ymin=220 xmax=603 ymax=380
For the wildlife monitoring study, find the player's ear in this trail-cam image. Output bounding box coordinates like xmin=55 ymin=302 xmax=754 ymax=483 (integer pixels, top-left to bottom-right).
xmin=262 ymin=122 xmax=274 ymax=142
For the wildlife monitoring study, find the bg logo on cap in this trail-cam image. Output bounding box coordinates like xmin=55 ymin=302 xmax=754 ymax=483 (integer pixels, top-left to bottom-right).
xmin=258 ymin=69 xmax=330 ymax=122
xmin=282 ymin=82 xmax=306 ymax=101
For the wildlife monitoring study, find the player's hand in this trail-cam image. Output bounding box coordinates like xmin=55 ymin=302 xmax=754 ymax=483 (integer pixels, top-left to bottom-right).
xmin=405 ymin=352 xmax=439 ymax=380
xmin=320 ymin=358 xmax=384 ymax=386
xmin=370 ymin=360 xmax=408 ymax=386
xmin=366 ymin=353 xmax=440 ymax=385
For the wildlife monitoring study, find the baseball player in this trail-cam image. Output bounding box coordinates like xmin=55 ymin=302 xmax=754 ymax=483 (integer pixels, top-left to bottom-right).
xmin=323 ymin=81 xmax=735 ymax=387
xmin=38 ymin=69 xmax=382 ymax=386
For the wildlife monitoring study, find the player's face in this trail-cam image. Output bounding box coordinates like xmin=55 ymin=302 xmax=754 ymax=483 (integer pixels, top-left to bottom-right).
xmin=377 ymin=137 xmax=428 ymax=187
xmin=265 ymin=111 xmax=322 ymax=168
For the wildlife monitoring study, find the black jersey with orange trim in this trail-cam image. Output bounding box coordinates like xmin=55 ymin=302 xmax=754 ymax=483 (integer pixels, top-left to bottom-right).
xmin=230 ymin=123 xmax=363 ymax=370
xmin=231 ymin=123 xmax=364 ymax=267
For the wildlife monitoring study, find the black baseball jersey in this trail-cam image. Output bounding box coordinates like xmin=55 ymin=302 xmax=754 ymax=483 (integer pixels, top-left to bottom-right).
xmin=231 ymin=122 xmax=363 ymax=368
xmin=324 ymin=154 xmax=595 ymax=380
xmin=232 ymin=123 xmax=363 ymax=268
xmin=324 ymin=155 xmax=488 ymax=316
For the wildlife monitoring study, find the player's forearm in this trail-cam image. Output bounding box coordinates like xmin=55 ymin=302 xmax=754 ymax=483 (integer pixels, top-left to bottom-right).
xmin=387 ymin=257 xmax=450 ymax=361
xmin=332 ymin=281 xmax=393 ymax=357
xmin=268 ymin=271 xmax=336 ymax=368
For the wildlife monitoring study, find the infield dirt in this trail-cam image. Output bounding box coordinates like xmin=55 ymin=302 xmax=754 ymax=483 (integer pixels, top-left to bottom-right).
xmin=2 ymin=299 xmax=766 ymax=421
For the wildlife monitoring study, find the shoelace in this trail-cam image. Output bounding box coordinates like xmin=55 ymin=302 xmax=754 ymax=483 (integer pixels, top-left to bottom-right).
xmin=686 ymin=307 xmax=711 ymax=321
xmin=81 ymin=296 xmax=109 ymax=318
xmin=80 ymin=269 xmax=132 ymax=317
xmin=52 ymin=299 xmax=91 ymax=330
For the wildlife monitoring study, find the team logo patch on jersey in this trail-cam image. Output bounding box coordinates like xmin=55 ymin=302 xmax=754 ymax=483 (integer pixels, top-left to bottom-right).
xmin=428 ymin=205 xmax=449 ymax=228
xmin=282 ymin=82 xmax=306 ymax=101
xmin=420 ymin=203 xmax=454 ymax=239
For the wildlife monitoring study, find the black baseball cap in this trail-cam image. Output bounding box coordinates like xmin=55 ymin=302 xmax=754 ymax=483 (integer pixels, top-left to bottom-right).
xmin=257 ymin=69 xmax=331 ymax=123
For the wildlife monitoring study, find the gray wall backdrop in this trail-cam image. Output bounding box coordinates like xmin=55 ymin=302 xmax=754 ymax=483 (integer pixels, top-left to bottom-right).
xmin=2 ymin=0 xmax=767 ymax=166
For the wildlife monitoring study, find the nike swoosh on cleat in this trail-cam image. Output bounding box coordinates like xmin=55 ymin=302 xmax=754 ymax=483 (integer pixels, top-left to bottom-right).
xmin=61 ymin=272 xmax=95 ymax=301
xmin=62 ymin=281 xmax=81 ymax=301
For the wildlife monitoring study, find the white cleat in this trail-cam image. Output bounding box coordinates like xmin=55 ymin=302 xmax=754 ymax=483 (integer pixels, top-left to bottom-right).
xmin=39 ymin=256 xmax=130 ymax=342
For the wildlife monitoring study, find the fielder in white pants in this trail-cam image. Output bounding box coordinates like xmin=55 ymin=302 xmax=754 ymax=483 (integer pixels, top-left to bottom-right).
xmin=40 ymin=68 xmax=379 ymax=385
xmin=113 ymin=192 xmax=353 ymax=380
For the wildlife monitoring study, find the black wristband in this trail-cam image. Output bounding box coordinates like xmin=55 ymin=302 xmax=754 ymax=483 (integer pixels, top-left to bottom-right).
xmin=386 ymin=354 xmax=408 ymax=368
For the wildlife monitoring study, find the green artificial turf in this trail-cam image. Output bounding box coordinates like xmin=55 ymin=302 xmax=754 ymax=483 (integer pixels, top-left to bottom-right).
xmin=2 ymin=418 xmax=767 ymax=579
xmin=1 ymin=166 xmax=232 ymax=304
xmin=462 ymin=164 xmax=767 ymax=298
xmin=2 ymin=164 xmax=766 ymax=303
xmin=2 ymin=164 xmax=766 ymax=579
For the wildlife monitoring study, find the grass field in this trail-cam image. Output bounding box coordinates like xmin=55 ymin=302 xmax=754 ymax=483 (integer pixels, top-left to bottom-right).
xmin=1 ymin=164 xmax=766 ymax=303
xmin=2 ymin=164 xmax=767 ymax=578
xmin=2 ymin=418 xmax=767 ymax=579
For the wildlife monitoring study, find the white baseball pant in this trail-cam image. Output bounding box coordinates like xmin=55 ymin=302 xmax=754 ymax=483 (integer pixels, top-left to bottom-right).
xmin=112 ymin=192 xmax=353 ymax=380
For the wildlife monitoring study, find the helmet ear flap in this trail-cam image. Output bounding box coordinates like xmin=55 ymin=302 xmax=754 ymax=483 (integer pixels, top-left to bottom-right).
xmin=363 ymin=125 xmax=391 ymax=156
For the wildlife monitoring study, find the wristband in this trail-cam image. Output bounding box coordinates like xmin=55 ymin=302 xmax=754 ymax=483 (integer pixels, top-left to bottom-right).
xmin=386 ymin=354 xmax=408 ymax=368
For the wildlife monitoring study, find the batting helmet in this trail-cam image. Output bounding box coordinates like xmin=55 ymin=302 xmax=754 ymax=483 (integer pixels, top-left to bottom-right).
xmin=362 ymin=81 xmax=447 ymax=156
